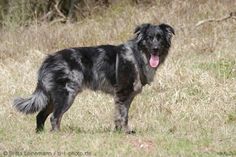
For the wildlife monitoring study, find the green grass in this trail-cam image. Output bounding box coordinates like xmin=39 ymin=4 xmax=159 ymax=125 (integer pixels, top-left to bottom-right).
xmin=226 ymin=112 xmax=236 ymax=124
xmin=197 ymin=59 xmax=236 ymax=79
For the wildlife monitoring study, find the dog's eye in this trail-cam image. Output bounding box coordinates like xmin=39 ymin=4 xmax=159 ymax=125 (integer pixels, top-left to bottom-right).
xmin=156 ymin=34 xmax=161 ymax=40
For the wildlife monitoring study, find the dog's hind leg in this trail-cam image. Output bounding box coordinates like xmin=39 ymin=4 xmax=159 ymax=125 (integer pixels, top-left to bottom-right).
xmin=36 ymin=103 xmax=53 ymax=133
xmin=50 ymin=71 xmax=83 ymax=131
xmin=50 ymin=89 xmax=77 ymax=132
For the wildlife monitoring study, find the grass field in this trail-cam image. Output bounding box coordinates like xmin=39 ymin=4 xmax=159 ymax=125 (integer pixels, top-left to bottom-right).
xmin=0 ymin=1 xmax=236 ymax=156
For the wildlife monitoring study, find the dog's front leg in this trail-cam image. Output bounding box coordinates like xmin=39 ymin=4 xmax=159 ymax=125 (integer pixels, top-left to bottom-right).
xmin=133 ymin=63 xmax=143 ymax=93
xmin=133 ymin=77 xmax=142 ymax=93
xmin=114 ymin=92 xmax=135 ymax=134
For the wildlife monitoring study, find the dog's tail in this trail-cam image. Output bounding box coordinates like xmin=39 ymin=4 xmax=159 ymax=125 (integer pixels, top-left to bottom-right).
xmin=13 ymin=84 xmax=49 ymax=114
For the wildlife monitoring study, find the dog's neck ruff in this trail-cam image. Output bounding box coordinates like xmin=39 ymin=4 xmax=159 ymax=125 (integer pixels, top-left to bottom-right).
xmin=115 ymin=41 xmax=157 ymax=87
xmin=139 ymin=51 xmax=156 ymax=85
xmin=133 ymin=46 xmax=156 ymax=85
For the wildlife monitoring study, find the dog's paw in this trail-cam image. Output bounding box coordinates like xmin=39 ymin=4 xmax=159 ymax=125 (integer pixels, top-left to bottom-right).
xmin=113 ymin=126 xmax=136 ymax=134
xmin=124 ymin=126 xmax=136 ymax=134
xmin=125 ymin=129 xmax=136 ymax=134
xmin=36 ymin=127 xmax=44 ymax=133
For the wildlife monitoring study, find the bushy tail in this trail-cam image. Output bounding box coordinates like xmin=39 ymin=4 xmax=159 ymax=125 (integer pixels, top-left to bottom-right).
xmin=13 ymin=85 xmax=49 ymax=114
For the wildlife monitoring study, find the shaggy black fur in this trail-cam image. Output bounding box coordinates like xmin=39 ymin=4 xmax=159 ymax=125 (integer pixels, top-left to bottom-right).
xmin=13 ymin=23 xmax=174 ymax=133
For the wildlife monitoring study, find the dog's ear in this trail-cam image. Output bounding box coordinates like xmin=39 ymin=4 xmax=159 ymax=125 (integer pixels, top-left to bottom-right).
xmin=159 ymin=23 xmax=175 ymax=46
xmin=134 ymin=23 xmax=151 ymax=43
xmin=159 ymin=23 xmax=175 ymax=36
xmin=134 ymin=23 xmax=151 ymax=34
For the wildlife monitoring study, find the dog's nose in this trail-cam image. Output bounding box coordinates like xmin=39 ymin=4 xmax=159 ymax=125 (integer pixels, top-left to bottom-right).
xmin=152 ymin=47 xmax=159 ymax=52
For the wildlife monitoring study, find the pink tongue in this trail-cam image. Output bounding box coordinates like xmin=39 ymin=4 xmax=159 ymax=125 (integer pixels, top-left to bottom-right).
xmin=149 ymin=55 xmax=159 ymax=68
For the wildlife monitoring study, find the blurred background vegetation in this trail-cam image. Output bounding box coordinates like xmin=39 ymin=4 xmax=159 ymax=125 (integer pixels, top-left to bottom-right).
xmin=0 ymin=0 xmax=157 ymax=27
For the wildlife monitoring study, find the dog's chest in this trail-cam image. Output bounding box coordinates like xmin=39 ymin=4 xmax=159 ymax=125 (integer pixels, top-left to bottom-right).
xmin=141 ymin=54 xmax=156 ymax=84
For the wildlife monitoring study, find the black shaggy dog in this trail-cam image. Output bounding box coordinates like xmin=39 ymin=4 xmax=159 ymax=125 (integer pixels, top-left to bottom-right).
xmin=14 ymin=23 xmax=174 ymax=133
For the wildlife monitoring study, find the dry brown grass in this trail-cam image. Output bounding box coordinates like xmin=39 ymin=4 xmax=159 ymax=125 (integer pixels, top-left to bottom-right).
xmin=0 ymin=1 xmax=236 ymax=156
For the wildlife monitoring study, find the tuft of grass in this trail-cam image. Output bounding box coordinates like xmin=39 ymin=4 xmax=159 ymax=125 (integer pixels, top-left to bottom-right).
xmin=197 ymin=59 xmax=236 ymax=79
xmin=226 ymin=112 xmax=236 ymax=124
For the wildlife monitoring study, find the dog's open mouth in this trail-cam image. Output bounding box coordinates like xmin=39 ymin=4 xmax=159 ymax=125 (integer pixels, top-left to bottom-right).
xmin=149 ymin=54 xmax=160 ymax=68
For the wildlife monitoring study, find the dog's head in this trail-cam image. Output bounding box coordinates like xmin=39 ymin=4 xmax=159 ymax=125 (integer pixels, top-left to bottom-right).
xmin=134 ymin=23 xmax=175 ymax=68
